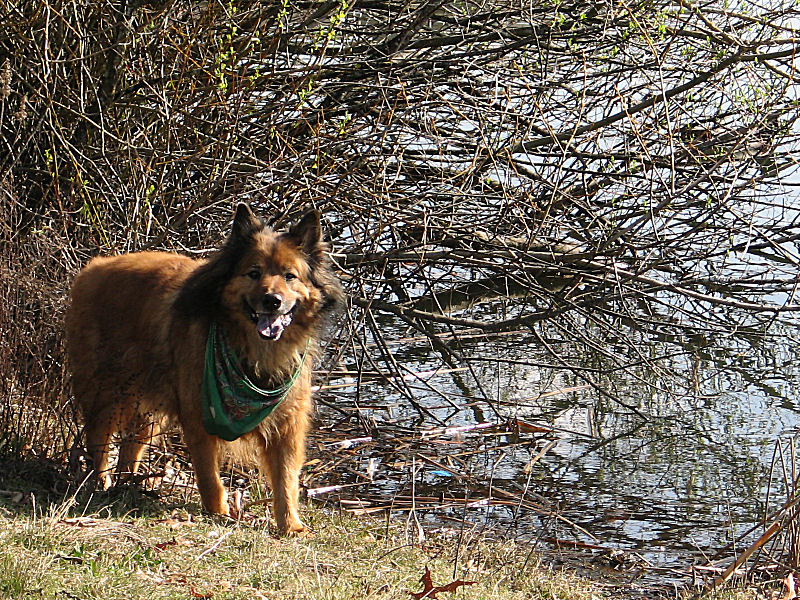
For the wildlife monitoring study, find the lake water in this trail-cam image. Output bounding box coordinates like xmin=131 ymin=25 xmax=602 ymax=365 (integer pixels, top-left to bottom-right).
xmin=300 ymin=77 xmax=800 ymax=584
xmin=308 ymin=301 xmax=800 ymax=583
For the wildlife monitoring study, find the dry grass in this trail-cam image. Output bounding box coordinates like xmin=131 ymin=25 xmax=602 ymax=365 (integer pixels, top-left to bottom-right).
xmin=0 ymin=493 xmax=607 ymax=600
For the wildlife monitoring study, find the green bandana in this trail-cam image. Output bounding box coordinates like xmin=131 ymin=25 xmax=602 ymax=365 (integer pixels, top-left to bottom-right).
xmin=202 ymin=321 xmax=307 ymax=441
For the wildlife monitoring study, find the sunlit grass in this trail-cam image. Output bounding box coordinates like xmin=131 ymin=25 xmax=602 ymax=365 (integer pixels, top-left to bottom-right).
xmin=0 ymin=457 xmax=776 ymax=600
xmin=0 ymin=495 xmax=612 ymax=600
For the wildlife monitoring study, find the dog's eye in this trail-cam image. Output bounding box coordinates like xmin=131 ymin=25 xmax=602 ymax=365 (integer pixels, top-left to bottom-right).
xmin=247 ymin=269 xmax=261 ymax=280
xmin=284 ymin=272 xmax=297 ymax=281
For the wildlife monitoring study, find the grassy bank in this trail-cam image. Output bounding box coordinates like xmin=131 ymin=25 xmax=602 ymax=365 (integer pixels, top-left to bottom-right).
xmin=0 ymin=483 xmax=604 ymax=600
xmin=0 ymin=459 xmax=773 ymax=600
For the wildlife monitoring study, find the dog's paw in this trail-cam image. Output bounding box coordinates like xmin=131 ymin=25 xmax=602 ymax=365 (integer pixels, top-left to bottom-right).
xmin=201 ymin=503 xmax=232 ymax=521
xmin=282 ymin=523 xmax=313 ymax=538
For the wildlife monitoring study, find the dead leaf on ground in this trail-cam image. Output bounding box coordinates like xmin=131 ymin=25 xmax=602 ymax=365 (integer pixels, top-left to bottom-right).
xmin=154 ymin=537 xmax=179 ymax=551
xmin=409 ymin=566 xmax=477 ymax=599
xmin=188 ymin=584 xmax=213 ymax=599
xmin=155 ymin=514 xmax=197 ymax=529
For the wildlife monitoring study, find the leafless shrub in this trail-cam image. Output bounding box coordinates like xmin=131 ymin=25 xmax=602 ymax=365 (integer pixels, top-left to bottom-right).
xmin=0 ymin=0 xmax=798 ymax=459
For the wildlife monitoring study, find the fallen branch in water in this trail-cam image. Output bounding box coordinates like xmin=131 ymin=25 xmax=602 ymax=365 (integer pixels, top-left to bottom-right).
xmin=705 ymin=520 xmax=783 ymax=593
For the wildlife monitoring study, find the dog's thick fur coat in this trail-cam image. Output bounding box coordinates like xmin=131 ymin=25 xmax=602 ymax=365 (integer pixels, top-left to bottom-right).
xmin=66 ymin=205 xmax=343 ymax=534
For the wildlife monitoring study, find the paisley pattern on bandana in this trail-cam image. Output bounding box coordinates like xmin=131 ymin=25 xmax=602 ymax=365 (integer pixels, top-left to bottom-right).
xmin=202 ymin=321 xmax=307 ymax=441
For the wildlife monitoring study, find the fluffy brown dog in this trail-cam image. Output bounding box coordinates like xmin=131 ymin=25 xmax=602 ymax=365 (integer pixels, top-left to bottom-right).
xmin=66 ymin=204 xmax=343 ymax=534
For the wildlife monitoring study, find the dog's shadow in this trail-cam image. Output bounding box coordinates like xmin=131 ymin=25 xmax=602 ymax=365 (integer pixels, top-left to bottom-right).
xmin=0 ymin=455 xmax=173 ymax=519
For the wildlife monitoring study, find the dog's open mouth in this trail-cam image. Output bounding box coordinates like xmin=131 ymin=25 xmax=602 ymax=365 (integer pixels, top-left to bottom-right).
xmin=256 ymin=312 xmax=292 ymax=341
xmin=245 ymin=302 xmax=294 ymax=341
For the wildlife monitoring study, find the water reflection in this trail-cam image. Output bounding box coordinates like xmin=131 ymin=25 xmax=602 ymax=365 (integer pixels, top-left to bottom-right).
xmin=310 ymin=309 xmax=800 ymax=576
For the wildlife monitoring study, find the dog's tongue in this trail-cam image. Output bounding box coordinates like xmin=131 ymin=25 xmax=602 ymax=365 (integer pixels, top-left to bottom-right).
xmin=257 ymin=314 xmax=284 ymax=341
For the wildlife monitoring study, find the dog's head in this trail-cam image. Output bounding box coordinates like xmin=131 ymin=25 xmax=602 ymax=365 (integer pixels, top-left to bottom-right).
xmin=221 ymin=204 xmax=343 ymax=341
xmin=174 ymin=204 xmax=344 ymax=342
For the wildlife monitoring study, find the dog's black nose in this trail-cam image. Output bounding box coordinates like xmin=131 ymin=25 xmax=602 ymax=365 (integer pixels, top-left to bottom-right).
xmin=262 ymin=294 xmax=282 ymax=312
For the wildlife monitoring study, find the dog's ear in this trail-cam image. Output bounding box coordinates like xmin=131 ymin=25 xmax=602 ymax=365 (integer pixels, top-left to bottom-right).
xmin=288 ymin=210 xmax=322 ymax=254
xmin=289 ymin=209 xmax=344 ymax=314
xmin=232 ymin=203 xmax=262 ymax=240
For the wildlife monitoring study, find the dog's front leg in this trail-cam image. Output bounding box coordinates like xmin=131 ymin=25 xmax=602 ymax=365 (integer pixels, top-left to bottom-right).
xmin=257 ymin=418 xmax=310 ymax=535
xmin=265 ymin=440 xmax=308 ymax=535
xmin=183 ymin=426 xmax=229 ymax=515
